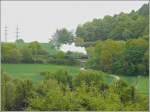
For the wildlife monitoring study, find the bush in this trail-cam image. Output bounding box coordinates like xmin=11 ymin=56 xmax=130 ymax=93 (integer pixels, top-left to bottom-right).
xmin=2 ymin=70 xmax=149 ymax=111
xmin=40 ymin=70 xmax=73 ymax=87
xmin=1 ymin=72 xmax=34 ymax=111
xmin=73 ymin=70 xmax=104 ymax=87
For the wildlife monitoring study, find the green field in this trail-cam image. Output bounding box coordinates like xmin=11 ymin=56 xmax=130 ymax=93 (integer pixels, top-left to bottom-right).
xmin=120 ymin=75 xmax=149 ymax=95
xmin=2 ymin=64 xmax=114 ymax=83
xmin=2 ymin=64 xmax=149 ymax=95
xmin=2 ymin=64 xmax=80 ymax=82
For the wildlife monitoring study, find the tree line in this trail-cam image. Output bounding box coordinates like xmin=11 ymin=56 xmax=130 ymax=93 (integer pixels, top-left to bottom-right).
xmin=1 ymin=41 xmax=86 ymax=66
xmin=1 ymin=41 xmax=48 ymax=63
xmin=50 ymin=3 xmax=148 ymax=48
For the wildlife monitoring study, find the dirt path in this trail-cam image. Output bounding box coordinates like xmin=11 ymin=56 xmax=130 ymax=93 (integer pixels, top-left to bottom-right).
xmin=110 ymin=74 xmax=120 ymax=80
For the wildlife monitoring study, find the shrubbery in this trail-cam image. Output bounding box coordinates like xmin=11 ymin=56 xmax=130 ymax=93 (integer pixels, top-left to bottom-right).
xmin=86 ymin=38 xmax=149 ymax=76
xmin=1 ymin=71 xmax=33 ymax=110
xmin=2 ymin=70 xmax=148 ymax=111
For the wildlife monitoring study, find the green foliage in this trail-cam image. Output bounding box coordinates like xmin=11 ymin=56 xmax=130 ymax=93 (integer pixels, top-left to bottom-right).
xmin=1 ymin=43 xmax=22 ymax=63
xmin=73 ymin=70 xmax=104 ymax=87
xmin=2 ymin=42 xmax=51 ymax=64
xmin=28 ymin=41 xmax=43 ymax=63
xmin=47 ymin=51 xmax=84 ymax=66
xmin=21 ymin=47 xmax=34 ymax=63
xmin=55 ymin=51 xmax=65 ymax=59
xmin=86 ymin=38 xmax=148 ymax=76
xmin=16 ymin=42 xmax=59 ymax=55
xmin=1 ymin=71 xmax=34 ymax=111
xmin=13 ymin=79 xmax=33 ymax=110
xmin=76 ymin=4 xmax=149 ymax=42
xmin=9 ymin=48 xmax=23 ymax=63
xmin=51 ymin=28 xmax=74 ymax=47
xmin=40 ymin=70 xmax=72 ymax=87
xmin=2 ymin=69 xmax=148 ymax=111
xmin=2 ymin=42 xmax=81 ymax=66
xmin=138 ymin=4 xmax=149 ymax=16
xmin=30 ymin=70 xmax=148 ymax=111
xmin=124 ymin=38 xmax=148 ymax=75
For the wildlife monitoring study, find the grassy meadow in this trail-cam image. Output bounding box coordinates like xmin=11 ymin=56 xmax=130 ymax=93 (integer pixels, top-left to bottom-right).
xmin=2 ymin=64 xmax=80 ymax=82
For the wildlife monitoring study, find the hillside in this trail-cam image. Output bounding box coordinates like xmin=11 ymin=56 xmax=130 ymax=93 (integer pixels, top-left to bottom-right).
xmin=16 ymin=42 xmax=59 ymax=55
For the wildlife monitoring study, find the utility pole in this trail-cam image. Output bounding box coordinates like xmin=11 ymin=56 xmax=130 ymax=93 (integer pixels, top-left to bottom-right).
xmin=4 ymin=25 xmax=8 ymax=42
xmin=16 ymin=25 xmax=19 ymax=41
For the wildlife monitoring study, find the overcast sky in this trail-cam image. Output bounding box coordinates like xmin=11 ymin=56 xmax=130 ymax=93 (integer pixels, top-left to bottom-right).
xmin=1 ymin=1 xmax=148 ymax=42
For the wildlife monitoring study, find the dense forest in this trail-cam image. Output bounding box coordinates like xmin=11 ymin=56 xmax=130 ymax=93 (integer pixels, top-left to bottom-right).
xmin=76 ymin=4 xmax=148 ymax=41
xmin=1 ymin=3 xmax=149 ymax=111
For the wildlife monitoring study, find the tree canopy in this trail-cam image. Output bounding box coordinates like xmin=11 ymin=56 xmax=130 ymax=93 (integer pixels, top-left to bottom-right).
xmin=51 ymin=28 xmax=74 ymax=48
xmin=76 ymin=4 xmax=149 ymax=42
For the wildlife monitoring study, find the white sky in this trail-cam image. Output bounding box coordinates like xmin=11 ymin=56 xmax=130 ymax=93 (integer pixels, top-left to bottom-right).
xmin=1 ymin=1 xmax=149 ymax=42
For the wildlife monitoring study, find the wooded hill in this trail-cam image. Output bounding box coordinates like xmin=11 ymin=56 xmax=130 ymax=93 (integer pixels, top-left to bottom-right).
xmin=75 ymin=4 xmax=149 ymax=43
